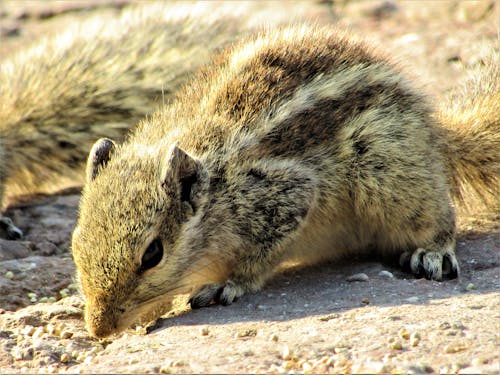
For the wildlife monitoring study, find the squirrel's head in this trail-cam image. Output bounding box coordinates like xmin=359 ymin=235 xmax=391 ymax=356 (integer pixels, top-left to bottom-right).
xmin=72 ymin=138 xmax=210 ymax=338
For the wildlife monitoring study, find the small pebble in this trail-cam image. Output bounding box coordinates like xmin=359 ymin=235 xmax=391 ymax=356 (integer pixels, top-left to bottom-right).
xmin=20 ymin=326 xmax=36 ymax=336
xmin=444 ymin=341 xmax=468 ymax=353
xmin=388 ymin=315 xmax=401 ymax=321
xmin=302 ymin=362 xmax=312 ymax=372
xmin=242 ymin=349 xmax=254 ymax=357
xmin=398 ymin=329 xmax=410 ymax=340
xmin=452 ymin=321 xmax=465 ymax=330
xmin=32 ymin=327 xmax=45 ymax=339
xmin=389 ymin=340 xmax=403 ymax=350
xmin=438 ymin=322 xmax=451 ymax=330
xmin=323 ymin=356 xmax=335 ymax=367
xmin=45 ymin=324 xmax=57 ymax=335
xmin=172 ymin=360 xmax=187 ymax=367
xmin=235 ymin=328 xmax=257 ymax=338
xmin=410 ymin=332 xmax=421 ymax=346
xmin=346 ymin=273 xmax=369 ymax=282
xmin=282 ymin=346 xmax=291 ymax=360
xmin=465 ymin=283 xmax=475 ymax=291
xmin=27 ymin=292 xmax=37 ymax=303
xmin=159 ymin=365 xmax=172 ymax=374
xmin=318 ymin=313 xmax=340 ymax=321
xmin=60 ymin=330 xmax=73 ymax=339
xmin=13 ymin=350 xmax=23 ymax=361
xmin=200 ymin=327 xmax=209 ymax=336
xmin=4 ymin=271 xmax=14 ymax=280
xmin=378 ymin=270 xmax=394 ymax=278
xmin=60 ymin=353 xmax=70 ymax=363
xmin=269 ymin=333 xmax=279 ymax=342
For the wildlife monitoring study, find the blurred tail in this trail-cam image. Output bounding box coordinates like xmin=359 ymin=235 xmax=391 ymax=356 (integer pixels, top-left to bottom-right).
xmin=436 ymin=52 xmax=499 ymax=208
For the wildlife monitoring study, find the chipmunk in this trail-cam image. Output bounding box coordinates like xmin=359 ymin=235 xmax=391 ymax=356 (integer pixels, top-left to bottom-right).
xmin=0 ymin=1 xmax=316 ymax=239
xmin=71 ymin=25 xmax=499 ymax=338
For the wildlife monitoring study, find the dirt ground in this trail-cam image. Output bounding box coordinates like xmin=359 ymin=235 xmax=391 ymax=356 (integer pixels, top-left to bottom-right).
xmin=0 ymin=1 xmax=498 ymax=373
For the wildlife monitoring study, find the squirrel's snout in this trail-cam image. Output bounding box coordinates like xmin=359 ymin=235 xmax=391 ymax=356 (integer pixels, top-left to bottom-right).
xmin=85 ymin=304 xmax=123 ymax=338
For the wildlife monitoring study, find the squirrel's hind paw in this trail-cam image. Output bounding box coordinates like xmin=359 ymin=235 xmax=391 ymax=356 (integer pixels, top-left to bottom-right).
xmin=400 ymin=247 xmax=459 ymax=281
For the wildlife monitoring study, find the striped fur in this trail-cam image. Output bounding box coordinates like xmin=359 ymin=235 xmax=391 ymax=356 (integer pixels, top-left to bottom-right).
xmin=72 ymin=26 xmax=499 ymax=337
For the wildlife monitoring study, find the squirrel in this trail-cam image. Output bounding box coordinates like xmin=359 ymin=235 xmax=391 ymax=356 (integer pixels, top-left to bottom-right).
xmin=71 ymin=25 xmax=499 ymax=338
xmin=0 ymin=1 xmax=316 ymax=239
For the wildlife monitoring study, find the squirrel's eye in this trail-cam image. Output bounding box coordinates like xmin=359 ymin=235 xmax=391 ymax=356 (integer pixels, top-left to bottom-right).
xmin=139 ymin=238 xmax=163 ymax=273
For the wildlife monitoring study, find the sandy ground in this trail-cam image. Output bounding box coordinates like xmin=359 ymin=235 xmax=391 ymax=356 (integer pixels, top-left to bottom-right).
xmin=0 ymin=1 xmax=498 ymax=373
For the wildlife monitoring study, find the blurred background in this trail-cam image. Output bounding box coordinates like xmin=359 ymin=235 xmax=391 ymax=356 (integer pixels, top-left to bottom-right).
xmin=0 ymin=0 xmax=497 ymax=99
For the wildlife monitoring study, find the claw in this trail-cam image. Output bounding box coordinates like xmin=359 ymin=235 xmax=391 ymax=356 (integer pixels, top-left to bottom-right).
xmin=0 ymin=217 xmax=23 ymax=240
xmin=189 ymin=284 xmax=222 ymax=309
xmin=442 ymin=253 xmax=459 ymax=280
xmin=189 ymin=280 xmax=245 ymax=309
xmin=403 ymin=247 xmax=459 ymax=281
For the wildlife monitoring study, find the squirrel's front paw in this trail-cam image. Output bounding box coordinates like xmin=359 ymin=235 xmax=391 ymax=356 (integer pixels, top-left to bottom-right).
xmin=400 ymin=248 xmax=459 ymax=281
xmin=0 ymin=216 xmax=23 ymax=240
xmin=189 ymin=280 xmax=245 ymax=309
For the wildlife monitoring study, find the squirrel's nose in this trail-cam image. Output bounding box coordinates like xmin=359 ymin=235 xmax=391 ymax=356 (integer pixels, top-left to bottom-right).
xmin=85 ymin=304 xmax=121 ymax=338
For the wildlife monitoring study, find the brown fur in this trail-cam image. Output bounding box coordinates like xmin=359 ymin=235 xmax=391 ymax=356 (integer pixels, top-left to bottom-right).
xmin=72 ymin=26 xmax=499 ymax=338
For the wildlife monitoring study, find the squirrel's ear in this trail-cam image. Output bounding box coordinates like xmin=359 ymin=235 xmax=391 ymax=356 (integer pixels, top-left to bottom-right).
xmin=160 ymin=144 xmax=203 ymax=208
xmin=86 ymin=138 xmax=116 ymax=183
xmin=160 ymin=143 xmax=200 ymax=185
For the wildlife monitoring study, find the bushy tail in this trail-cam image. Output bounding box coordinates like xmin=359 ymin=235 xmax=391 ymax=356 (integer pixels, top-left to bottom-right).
xmin=436 ymin=52 xmax=499 ymax=209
